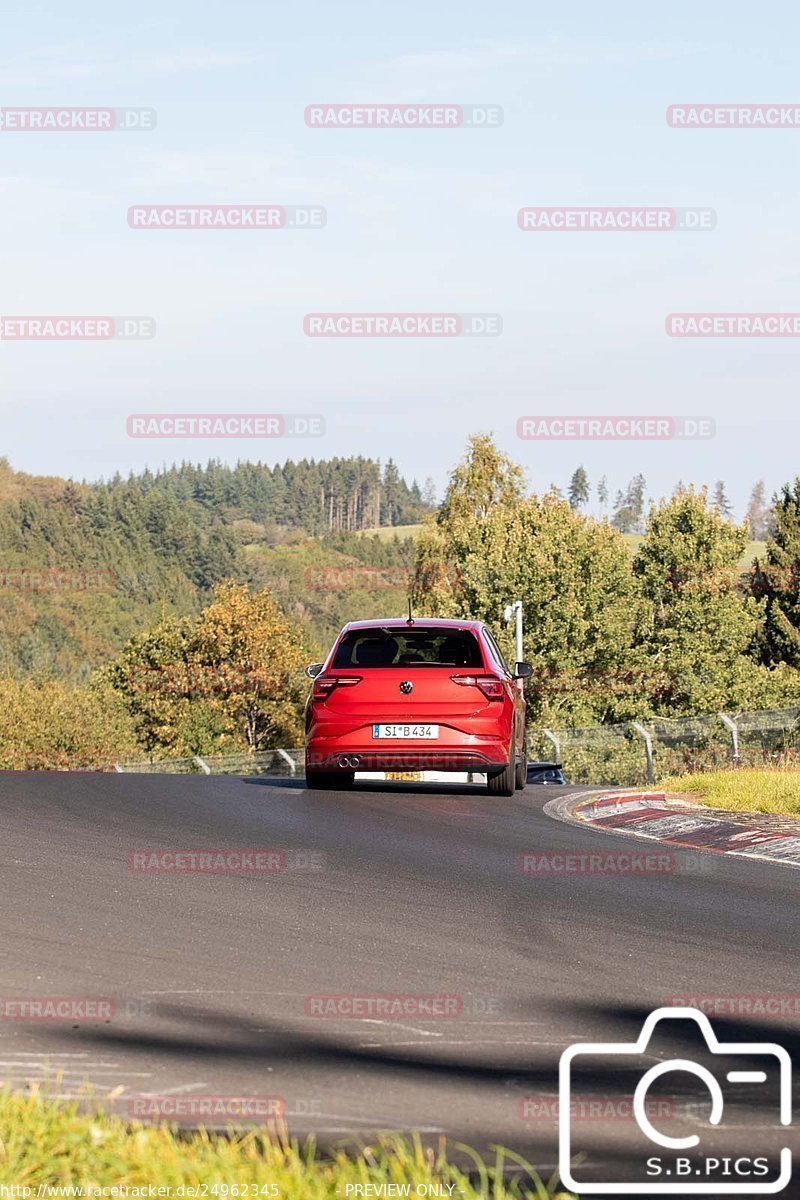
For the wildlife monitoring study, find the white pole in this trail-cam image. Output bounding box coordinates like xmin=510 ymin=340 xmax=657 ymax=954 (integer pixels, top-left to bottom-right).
xmin=276 ymin=748 xmax=297 ymax=775
xmin=631 ymin=721 xmax=655 ymax=785
xmin=542 ymin=729 xmax=561 ymax=762
xmin=718 ymin=713 xmax=740 ymax=764
xmin=503 ymin=599 xmax=524 ymax=664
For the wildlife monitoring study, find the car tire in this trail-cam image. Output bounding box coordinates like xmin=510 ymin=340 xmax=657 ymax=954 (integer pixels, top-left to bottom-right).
xmin=486 ymin=760 xmax=515 ymax=797
xmin=305 ymin=769 xmax=354 ymax=790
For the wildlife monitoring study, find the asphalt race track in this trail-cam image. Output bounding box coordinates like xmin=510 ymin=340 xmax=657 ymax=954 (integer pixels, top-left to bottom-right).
xmin=0 ymin=772 xmax=797 ymax=1190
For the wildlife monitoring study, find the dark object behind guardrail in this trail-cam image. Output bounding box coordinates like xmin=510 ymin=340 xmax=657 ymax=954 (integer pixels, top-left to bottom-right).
xmin=527 ymin=761 xmax=566 ymax=785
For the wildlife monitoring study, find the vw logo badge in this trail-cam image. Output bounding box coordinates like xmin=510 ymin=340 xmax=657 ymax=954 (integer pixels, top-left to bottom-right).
xmin=400 ymin=680 xmax=413 ymax=694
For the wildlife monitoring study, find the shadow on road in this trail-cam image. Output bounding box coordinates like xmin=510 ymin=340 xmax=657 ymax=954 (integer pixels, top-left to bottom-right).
xmin=26 ymin=997 xmax=798 ymax=1188
xmin=242 ymin=777 xmax=493 ymax=796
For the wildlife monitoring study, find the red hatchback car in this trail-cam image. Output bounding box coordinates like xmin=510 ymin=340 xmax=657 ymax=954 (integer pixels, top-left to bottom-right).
xmin=304 ymin=617 xmax=532 ymax=795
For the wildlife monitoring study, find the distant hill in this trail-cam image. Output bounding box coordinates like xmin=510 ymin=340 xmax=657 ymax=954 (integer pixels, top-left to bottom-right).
xmin=0 ymin=456 xmax=434 ymax=681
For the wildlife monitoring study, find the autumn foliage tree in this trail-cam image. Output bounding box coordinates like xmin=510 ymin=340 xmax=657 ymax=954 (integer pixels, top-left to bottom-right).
xmin=107 ymin=582 xmax=311 ymax=756
xmin=0 ymin=677 xmax=138 ymax=769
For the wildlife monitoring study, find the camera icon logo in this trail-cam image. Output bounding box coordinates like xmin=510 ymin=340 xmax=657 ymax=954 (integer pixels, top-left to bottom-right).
xmin=559 ymin=1006 xmax=792 ymax=1194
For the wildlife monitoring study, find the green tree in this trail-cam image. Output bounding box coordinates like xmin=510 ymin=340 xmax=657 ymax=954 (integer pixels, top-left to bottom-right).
xmin=436 ymin=434 xmax=525 ymax=524
xmin=568 ymin=466 xmax=590 ymax=510
xmin=411 ymin=435 xmax=525 ymax=615
xmin=421 ymin=477 xmax=438 ymax=508
xmin=632 ymin=490 xmax=767 ymax=714
xmin=381 ymin=459 xmax=402 ymax=526
xmin=413 ymin=437 xmax=637 ymax=723
xmin=712 ymin=480 xmax=733 ymax=518
xmin=104 ymin=614 xmax=203 ymax=755
xmin=746 ymin=480 xmax=770 ymax=540
xmin=611 ymin=475 xmax=646 ymax=533
xmin=752 ymin=479 xmax=800 ymax=668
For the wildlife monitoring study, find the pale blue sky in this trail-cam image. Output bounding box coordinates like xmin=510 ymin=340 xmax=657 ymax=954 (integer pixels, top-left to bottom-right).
xmin=2 ymin=0 xmax=800 ymax=516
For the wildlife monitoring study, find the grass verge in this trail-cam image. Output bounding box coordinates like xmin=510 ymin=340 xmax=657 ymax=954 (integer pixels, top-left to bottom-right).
xmin=0 ymin=1091 xmax=575 ymax=1198
xmin=661 ymin=766 xmax=800 ymax=816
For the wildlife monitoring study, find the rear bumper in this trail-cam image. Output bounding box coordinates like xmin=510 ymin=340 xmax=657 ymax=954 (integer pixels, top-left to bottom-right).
xmin=306 ymin=745 xmax=508 ymax=773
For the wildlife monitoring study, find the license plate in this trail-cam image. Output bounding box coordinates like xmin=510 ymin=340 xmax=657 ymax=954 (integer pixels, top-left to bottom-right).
xmin=385 ymin=771 xmax=423 ymax=781
xmin=372 ymin=724 xmax=439 ymax=740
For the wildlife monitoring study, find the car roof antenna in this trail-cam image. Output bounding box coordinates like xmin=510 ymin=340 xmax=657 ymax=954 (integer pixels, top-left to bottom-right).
xmin=406 ymin=597 xmax=415 ymax=626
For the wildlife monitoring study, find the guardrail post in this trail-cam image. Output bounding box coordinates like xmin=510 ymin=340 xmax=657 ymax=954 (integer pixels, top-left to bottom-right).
xmin=630 ymin=722 xmax=655 ymax=785
xmin=276 ymin=748 xmax=297 ymax=775
xmin=541 ymin=729 xmax=561 ymax=762
xmin=717 ymin=713 xmax=740 ymax=765
xmin=193 ymin=756 xmax=211 ymax=775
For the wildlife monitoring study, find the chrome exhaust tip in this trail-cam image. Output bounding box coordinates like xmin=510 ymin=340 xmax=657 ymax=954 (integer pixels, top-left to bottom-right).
xmin=350 ymin=755 xmax=361 ymax=768
xmin=339 ymin=755 xmax=351 ymax=768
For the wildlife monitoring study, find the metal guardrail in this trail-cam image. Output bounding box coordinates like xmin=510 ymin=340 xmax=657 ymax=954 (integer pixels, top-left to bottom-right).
xmin=529 ymin=707 xmax=800 ymax=786
xmin=113 ymin=749 xmax=304 ymax=775
xmin=109 ymin=707 xmax=800 ymax=785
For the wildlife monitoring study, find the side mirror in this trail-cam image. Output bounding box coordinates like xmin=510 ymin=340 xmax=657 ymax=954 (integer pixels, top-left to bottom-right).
xmin=306 ymin=663 xmax=324 ymax=678
xmin=514 ymin=662 xmax=533 ymax=680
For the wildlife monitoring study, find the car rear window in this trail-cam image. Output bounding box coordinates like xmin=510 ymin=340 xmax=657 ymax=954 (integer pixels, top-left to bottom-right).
xmin=331 ymin=627 xmax=485 ymax=669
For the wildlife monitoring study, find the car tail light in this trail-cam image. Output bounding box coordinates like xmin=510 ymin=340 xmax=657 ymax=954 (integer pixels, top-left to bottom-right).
xmin=312 ymin=675 xmax=362 ymax=700
xmin=451 ymin=674 xmax=505 ymax=700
